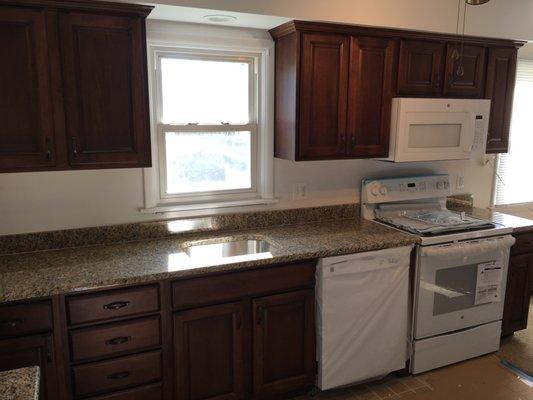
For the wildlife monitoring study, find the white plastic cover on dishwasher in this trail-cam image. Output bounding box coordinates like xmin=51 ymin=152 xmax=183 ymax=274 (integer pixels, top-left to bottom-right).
xmin=316 ymin=246 xmax=413 ymax=390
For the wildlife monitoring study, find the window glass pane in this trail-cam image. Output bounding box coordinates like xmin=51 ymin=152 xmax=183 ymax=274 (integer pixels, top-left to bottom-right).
xmin=165 ymin=131 xmax=252 ymax=195
xmin=496 ymin=60 xmax=533 ymax=205
xmin=161 ymin=57 xmax=250 ymax=124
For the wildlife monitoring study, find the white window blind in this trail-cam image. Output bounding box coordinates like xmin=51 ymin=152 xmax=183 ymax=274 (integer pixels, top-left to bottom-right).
xmin=495 ymin=59 xmax=533 ymax=205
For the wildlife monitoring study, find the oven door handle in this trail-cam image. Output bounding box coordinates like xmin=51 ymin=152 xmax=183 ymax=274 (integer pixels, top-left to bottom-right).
xmin=421 ymin=235 xmax=515 ymax=258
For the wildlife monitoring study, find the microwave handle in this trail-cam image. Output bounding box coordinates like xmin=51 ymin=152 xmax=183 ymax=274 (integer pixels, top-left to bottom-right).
xmin=461 ymin=113 xmax=476 ymax=153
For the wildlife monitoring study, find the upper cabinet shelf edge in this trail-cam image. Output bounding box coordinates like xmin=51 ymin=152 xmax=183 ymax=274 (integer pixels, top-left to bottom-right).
xmin=269 ymin=20 xmax=526 ymax=48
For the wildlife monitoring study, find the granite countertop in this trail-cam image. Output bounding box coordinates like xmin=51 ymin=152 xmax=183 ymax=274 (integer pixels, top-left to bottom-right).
xmin=468 ymin=208 xmax=533 ymax=234
xmin=0 ymin=367 xmax=39 ymax=400
xmin=0 ymin=217 xmax=419 ymax=303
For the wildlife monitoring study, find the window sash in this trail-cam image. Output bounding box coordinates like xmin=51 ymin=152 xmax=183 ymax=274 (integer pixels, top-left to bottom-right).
xmin=155 ymin=51 xmax=258 ymax=126
xmin=157 ymin=123 xmax=258 ymax=201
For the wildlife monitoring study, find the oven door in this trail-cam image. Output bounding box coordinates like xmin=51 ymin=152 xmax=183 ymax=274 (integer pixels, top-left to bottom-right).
xmin=414 ymin=235 xmax=515 ymax=339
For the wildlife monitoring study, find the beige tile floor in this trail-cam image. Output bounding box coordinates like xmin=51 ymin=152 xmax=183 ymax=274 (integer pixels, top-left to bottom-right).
xmin=301 ymin=298 xmax=533 ymax=400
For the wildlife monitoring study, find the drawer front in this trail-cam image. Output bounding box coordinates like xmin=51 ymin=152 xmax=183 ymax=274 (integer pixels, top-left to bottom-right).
xmin=87 ymin=383 xmax=162 ymax=400
xmin=0 ymin=301 xmax=52 ymax=338
xmin=72 ymin=350 xmax=162 ymax=397
xmin=512 ymin=233 xmax=533 ymax=256
xmin=70 ymin=316 xmax=161 ymax=362
xmin=172 ymin=261 xmax=315 ymax=309
xmin=67 ymin=285 xmax=159 ymax=325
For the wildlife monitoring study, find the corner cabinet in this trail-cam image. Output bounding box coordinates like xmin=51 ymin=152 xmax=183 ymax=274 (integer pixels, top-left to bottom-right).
xmin=270 ymin=21 xmax=523 ymax=159
xmin=0 ymin=0 xmax=152 ymax=173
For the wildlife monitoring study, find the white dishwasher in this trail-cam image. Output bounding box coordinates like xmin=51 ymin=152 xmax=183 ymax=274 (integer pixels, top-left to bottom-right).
xmin=316 ymin=246 xmax=413 ymax=390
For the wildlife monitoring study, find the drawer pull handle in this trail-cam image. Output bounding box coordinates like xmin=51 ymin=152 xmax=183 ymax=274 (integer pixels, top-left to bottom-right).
xmin=107 ymin=371 xmax=131 ymax=380
xmin=103 ymin=301 xmax=130 ymax=310
xmin=0 ymin=318 xmax=24 ymax=328
xmin=106 ymin=336 xmax=131 ymax=346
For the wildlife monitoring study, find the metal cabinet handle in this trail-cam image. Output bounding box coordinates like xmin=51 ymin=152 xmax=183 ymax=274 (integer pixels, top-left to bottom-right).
xmin=71 ymin=137 xmax=78 ymax=157
xmin=107 ymin=371 xmax=131 ymax=380
xmin=103 ymin=301 xmax=130 ymax=310
xmin=351 ymin=136 xmax=356 ymax=147
xmin=0 ymin=318 xmax=24 ymax=328
xmin=45 ymin=137 xmax=52 ymax=160
xmin=105 ymin=336 xmax=131 ymax=346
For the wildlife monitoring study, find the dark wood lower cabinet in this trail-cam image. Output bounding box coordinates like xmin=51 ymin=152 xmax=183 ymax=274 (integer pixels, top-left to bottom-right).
xmin=0 ymin=334 xmax=57 ymax=399
xmin=503 ymin=253 xmax=532 ymax=336
xmin=252 ymin=290 xmax=315 ymax=397
xmin=1 ymin=262 xmax=316 ymax=400
xmin=173 ymin=302 xmax=245 ymax=400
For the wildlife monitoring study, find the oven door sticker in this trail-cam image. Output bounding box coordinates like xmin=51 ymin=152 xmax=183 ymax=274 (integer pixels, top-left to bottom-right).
xmin=474 ymin=261 xmax=503 ymax=305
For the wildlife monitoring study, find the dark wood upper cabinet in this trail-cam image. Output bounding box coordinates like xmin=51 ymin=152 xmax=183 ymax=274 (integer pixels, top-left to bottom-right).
xmin=271 ymin=21 xmax=522 ymax=159
xmin=485 ymin=47 xmax=517 ymax=153
xmin=347 ymin=36 xmax=396 ymax=157
xmin=443 ymin=44 xmax=486 ymax=97
xmin=59 ymin=12 xmax=151 ymax=168
xmin=0 ymin=7 xmax=56 ymax=172
xmin=0 ymin=1 xmax=152 ymax=173
xmin=252 ymin=290 xmax=315 ymax=397
xmin=173 ymin=302 xmax=245 ymax=400
xmin=299 ymin=33 xmax=349 ymax=160
xmin=397 ymin=40 xmax=444 ymax=95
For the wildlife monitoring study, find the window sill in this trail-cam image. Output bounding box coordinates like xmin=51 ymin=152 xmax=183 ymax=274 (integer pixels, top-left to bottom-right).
xmin=140 ymin=198 xmax=278 ymax=215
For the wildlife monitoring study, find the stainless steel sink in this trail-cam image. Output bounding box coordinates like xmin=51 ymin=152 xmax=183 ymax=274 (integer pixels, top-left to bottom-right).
xmin=183 ymin=239 xmax=272 ymax=259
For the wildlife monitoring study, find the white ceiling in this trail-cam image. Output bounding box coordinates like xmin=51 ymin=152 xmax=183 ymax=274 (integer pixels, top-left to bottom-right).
xmin=146 ymin=3 xmax=289 ymax=29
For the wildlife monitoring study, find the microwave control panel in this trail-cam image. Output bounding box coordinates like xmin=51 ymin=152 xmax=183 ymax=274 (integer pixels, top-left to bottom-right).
xmin=362 ymin=175 xmax=451 ymax=204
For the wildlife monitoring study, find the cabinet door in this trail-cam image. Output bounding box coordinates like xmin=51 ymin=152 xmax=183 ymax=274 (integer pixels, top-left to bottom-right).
xmin=174 ymin=303 xmax=245 ymax=400
xmin=299 ymin=33 xmax=349 ymax=160
xmin=252 ymin=290 xmax=315 ymax=397
xmin=398 ymin=40 xmax=444 ymax=95
xmin=485 ymin=47 xmax=517 ymax=153
xmin=443 ymin=44 xmax=486 ymax=97
xmin=0 ymin=334 xmax=56 ymax=399
xmin=502 ymin=254 xmax=532 ymax=335
xmin=0 ymin=8 xmax=56 ymax=171
xmin=347 ymin=36 xmax=396 ymax=157
xmin=59 ymin=12 xmax=151 ymax=168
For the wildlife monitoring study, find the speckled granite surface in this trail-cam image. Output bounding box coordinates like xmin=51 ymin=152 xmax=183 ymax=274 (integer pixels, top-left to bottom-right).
xmin=447 ymin=196 xmax=533 ymax=234
xmin=0 ymin=367 xmax=39 ymax=400
xmin=0 ymin=216 xmax=418 ymax=303
xmin=0 ymin=204 xmax=360 ymax=255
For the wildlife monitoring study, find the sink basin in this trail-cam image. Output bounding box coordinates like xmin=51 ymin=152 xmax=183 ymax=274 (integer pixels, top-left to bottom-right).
xmin=183 ymin=239 xmax=272 ymax=259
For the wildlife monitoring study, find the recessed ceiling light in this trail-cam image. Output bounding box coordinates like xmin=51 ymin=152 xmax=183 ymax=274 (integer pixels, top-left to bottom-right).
xmin=203 ymin=14 xmax=237 ymax=23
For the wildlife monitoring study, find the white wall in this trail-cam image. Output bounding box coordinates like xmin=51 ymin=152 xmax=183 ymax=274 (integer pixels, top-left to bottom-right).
xmin=0 ymin=18 xmax=502 ymax=236
xmin=145 ymin=0 xmax=533 ymax=41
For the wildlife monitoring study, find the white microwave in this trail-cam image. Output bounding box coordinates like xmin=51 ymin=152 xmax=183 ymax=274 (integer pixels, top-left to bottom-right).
xmin=383 ymin=98 xmax=491 ymax=162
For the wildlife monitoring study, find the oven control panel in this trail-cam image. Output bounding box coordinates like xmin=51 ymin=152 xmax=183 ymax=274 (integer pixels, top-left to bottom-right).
xmin=362 ymin=175 xmax=451 ymax=204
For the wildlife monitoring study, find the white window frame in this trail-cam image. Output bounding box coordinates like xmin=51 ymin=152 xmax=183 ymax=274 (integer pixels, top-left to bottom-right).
xmin=142 ymin=23 xmax=274 ymax=214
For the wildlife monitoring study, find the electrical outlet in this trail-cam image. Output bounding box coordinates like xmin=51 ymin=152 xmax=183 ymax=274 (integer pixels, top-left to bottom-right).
xmin=292 ymin=183 xmax=308 ymax=200
xmin=456 ymin=174 xmax=465 ymax=190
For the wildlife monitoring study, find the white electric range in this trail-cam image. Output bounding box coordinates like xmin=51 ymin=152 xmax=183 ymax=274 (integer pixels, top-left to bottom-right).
xmin=361 ymin=175 xmax=515 ymax=374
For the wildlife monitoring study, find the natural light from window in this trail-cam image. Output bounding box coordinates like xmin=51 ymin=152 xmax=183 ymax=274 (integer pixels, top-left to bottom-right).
xmin=161 ymin=57 xmax=250 ymax=125
xmin=157 ymin=53 xmax=256 ymax=198
xmin=495 ymin=59 xmax=533 ymax=205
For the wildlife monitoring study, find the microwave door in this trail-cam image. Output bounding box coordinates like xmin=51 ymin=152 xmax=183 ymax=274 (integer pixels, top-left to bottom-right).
xmin=396 ymin=112 xmax=473 ymax=162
